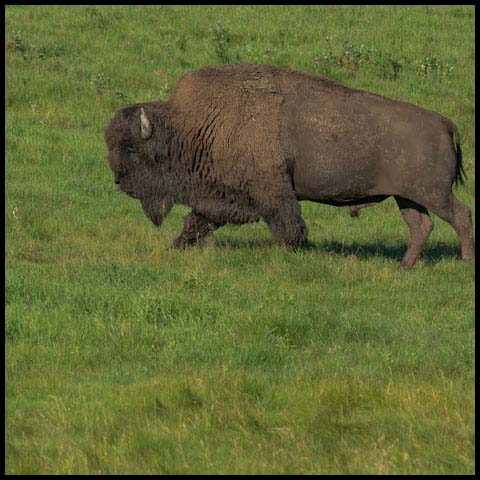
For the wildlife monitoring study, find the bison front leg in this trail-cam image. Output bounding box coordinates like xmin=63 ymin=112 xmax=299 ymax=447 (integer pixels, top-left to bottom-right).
xmin=173 ymin=211 xmax=219 ymax=249
xmin=264 ymin=198 xmax=308 ymax=249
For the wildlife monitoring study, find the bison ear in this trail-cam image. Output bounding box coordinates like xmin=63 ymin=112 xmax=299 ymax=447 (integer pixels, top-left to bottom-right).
xmin=139 ymin=107 xmax=153 ymax=140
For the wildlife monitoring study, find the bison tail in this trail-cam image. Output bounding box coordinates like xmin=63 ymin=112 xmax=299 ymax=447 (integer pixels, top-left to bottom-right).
xmin=445 ymin=119 xmax=466 ymax=187
xmin=454 ymin=141 xmax=466 ymax=187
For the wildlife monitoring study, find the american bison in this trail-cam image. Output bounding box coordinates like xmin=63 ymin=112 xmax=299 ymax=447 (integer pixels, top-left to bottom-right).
xmin=105 ymin=63 xmax=474 ymax=268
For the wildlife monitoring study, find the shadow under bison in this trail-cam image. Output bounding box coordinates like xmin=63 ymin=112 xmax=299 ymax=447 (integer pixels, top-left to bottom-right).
xmin=211 ymin=237 xmax=462 ymax=263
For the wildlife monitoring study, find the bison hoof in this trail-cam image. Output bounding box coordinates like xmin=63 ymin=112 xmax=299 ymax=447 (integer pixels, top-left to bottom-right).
xmin=399 ymin=259 xmax=416 ymax=269
xmin=461 ymin=248 xmax=475 ymax=262
xmin=172 ymin=237 xmax=190 ymax=249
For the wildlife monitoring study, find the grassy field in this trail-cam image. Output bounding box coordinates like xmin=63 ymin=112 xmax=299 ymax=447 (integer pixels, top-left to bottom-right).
xmin=5 ymin=5 xmax=475 ymax=474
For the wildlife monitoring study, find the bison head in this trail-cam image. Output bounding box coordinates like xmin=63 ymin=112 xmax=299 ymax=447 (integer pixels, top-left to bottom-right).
xmin=105 ymin=102 xmax=174 ymax=226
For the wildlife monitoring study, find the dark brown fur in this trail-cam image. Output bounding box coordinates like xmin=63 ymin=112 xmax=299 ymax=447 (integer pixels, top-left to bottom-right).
xmin=105 ymin=63 xmax=474 ymax=267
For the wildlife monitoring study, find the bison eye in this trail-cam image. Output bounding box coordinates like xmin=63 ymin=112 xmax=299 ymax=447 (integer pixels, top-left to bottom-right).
xmin=122 ymin=145 xmax=140 ymax=161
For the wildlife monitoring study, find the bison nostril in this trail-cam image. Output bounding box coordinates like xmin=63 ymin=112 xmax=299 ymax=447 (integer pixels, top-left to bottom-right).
xmin=115 ymin=180 xmax=120 ymax=184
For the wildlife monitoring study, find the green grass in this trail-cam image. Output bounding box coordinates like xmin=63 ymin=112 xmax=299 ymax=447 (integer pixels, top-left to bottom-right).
xmin=5 ymin=5 xmax=475 ymax=475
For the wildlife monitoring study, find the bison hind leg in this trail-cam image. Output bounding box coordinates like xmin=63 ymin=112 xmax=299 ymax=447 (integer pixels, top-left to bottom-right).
xmin=172 ymin=211 xmax=219 ymax=249
xmin=450 ymin=195 xmax=475 ymax=261
xmin=395 ymin=196 xmax=434 ymax=268
xmin=422 ymin=193 xmax=474 ymax=262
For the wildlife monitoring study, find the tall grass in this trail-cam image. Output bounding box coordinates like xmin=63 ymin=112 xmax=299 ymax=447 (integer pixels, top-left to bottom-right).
xmin=6 ymin=5 xmax=474 ymax=474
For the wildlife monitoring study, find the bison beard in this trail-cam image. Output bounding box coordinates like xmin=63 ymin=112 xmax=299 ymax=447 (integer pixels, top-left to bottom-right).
xmin=140 ymin=196 xmax=173 ymax=227
xmin=105 ymin=63 xmax=474 ymax=267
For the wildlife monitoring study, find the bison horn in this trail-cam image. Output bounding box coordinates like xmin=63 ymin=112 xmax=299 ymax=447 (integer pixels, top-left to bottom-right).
xmin=140 ymin=107 xmax=152 ymax=139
